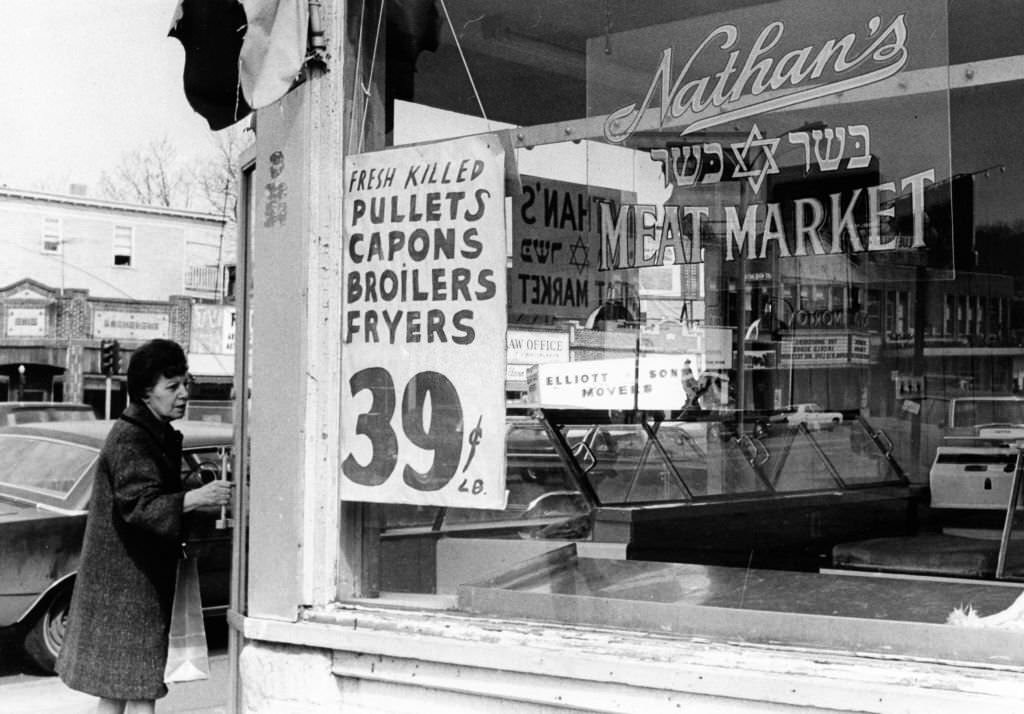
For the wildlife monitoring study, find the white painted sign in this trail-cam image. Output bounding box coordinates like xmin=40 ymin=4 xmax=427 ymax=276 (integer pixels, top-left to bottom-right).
xmin=902 ymin=399 xmax=921 ymax=415
xmin=341 ymin=135 xmax=507 ymax=508
xmin=190 ymin=304 xmax=236 ymax=355
xmin=506 ymin=329 xmax=569 ymax=382
xmin=526 ymin=355 xmax=691 ymax=410
xmin=850 ymin=335 xmax=870 ymax=364
xmin=6 ymin=307 xmax=45 ymax=337
xmin=93 ymin=310 xmax=169 ymax=340
xmin=702 ymin=327 xmax=734 ymax=370
xmin=506 ymin=364 xmax=531 ymax=383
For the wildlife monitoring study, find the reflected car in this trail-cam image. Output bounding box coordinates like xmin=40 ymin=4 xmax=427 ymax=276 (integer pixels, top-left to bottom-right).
xmin=833 ymin=435 xmax=1024 ymax=581
xmin=867 ymin=394 xmax=1024 ymax=483
xmin=771 ymin=403 xmax=843 ymax=430
xmin=0 ymin=419 xmax=233 ymax=674
xmin=0 ymin=402 xmax=96 ymax=426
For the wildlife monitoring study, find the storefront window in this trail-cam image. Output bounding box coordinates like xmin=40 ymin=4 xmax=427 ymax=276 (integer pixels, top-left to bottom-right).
xmin=338 ymin=0 xmax=1024 ymax=663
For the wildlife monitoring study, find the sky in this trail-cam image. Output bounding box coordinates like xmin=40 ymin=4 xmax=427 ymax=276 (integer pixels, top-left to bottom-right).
xmin=0 ymin=1 xmax=223 ymax=194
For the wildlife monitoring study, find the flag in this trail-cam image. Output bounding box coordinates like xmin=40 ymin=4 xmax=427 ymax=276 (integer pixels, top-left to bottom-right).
xmin=238 ymin=0 xmax=309 ymax=109
xmin=169 ymin=0 xmax=308 ymax=130
xmin=169 ymin=0 xmax=441 ymax=132
xmin=169 ymin=0 xmax=252 ymax=130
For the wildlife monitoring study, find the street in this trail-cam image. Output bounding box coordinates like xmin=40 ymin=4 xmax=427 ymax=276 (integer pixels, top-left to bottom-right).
xmin=0 ymin=620 xmax=230 ymax=713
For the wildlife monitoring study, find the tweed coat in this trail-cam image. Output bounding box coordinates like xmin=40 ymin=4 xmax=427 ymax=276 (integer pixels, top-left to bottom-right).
xmin=57 ymin=402 xmax=187 ymax=700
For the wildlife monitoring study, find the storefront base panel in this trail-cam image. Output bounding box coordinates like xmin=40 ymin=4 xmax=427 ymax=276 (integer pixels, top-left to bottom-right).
xmin=233 ymin=608 xmax=1024 ymax=714
xmin=238 ymin=642 xmax=343 ymax=713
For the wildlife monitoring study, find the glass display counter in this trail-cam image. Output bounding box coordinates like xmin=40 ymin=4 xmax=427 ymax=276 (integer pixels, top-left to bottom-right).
xmin=379 ymin=407 xmax=924 ymax=591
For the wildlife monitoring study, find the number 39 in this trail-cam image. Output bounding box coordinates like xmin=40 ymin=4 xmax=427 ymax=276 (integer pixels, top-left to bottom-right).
xmin=342 ymin=367 xmax=464 ymax=491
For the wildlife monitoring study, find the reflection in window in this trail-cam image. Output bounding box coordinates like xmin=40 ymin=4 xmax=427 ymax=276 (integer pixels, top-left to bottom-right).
xmin=356 ymin=1 xmax=1024 ymax=652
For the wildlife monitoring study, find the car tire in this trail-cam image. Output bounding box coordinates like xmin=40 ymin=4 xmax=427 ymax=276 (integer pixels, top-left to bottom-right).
xmin=23 ymin=584 xmax=72 ymax=675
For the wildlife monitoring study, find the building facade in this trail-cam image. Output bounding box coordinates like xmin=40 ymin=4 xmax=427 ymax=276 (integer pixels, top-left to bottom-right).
xmin=228 ymin=1 xmax=1024 ymax=711
xmin=0 ymin=188 xmax=234 ymax=411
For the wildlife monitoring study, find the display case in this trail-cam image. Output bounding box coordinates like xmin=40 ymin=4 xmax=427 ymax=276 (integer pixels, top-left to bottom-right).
xmin=380 ymin=407 xmax=924 ymax=592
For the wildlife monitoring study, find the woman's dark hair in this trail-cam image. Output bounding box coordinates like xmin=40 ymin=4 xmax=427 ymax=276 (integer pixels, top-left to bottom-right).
xmin=126 ymin=339 xmax=189 ymax=402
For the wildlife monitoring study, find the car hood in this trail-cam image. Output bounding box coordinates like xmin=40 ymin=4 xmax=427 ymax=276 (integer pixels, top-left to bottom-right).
xmin=0 ymin=494 xmax=85 ymax=524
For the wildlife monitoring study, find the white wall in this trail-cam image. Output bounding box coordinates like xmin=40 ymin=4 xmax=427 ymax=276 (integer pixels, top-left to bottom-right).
xmin=0 ymin=197 xmax=224 ymax=301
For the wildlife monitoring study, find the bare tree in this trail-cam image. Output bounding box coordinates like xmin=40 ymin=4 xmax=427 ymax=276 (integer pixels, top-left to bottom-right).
xmin=190 ymin=126 xmax=253 ymax=220
xmin=98 ymin=137 xmax=194 ymax=208
xmin=97 ymin=126 xmax=253 ymax=230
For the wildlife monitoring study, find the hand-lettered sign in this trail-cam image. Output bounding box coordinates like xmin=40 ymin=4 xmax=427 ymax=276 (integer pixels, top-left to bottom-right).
xmin=341 ymin=135 xmax=507 ymax=508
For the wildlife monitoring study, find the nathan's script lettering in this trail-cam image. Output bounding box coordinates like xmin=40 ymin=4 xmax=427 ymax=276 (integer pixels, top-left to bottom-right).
xmin=604 ymin=14 xmax=908 ymax=143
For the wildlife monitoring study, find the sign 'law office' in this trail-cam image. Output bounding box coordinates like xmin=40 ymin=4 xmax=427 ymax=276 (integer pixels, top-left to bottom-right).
xmin=341 ymin=135 xmax=508 ymax=509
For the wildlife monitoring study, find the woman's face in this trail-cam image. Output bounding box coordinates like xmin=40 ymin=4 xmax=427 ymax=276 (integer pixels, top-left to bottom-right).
xmin=143 ymin=373 xmax=190 ymax=422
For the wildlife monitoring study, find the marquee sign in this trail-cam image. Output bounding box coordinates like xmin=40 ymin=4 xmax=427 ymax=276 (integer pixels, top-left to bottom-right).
xmin=779 ymin=333 xmax=871 ymax=367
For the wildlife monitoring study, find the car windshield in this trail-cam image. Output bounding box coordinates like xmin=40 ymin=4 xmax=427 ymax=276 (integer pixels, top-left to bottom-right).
xmin=8 ymin=408 xmax=95 ymax=424
xmin=0 ymin=434 xmax=97 ymax=497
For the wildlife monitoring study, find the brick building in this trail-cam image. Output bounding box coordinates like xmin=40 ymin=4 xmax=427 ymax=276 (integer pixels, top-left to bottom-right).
xmin=0 ymin=187 xmax=233 ymax=414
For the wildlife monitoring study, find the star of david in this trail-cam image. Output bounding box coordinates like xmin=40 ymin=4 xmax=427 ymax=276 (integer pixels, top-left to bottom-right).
xmin=730 ymin=123 xmax=781 ymax=194
xmin=568 ymin=234 xmax=589 ymax=274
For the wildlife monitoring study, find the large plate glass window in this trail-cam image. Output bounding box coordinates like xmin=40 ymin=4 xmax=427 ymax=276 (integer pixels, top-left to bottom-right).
xmin=341 ymin=0 xmax=1024 ymax=661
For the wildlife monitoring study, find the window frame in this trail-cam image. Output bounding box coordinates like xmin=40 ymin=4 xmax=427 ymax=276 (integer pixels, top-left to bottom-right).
xmin=239 ymin=3 xmax=1024 ymax=693
xmin=41 ymin=216 xmax=62 ymax=254
xmin=112 ymin=224 xmax=134 ymax=268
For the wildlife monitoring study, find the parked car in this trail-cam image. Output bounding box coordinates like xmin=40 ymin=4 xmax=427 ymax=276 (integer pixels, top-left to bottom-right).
xmin=832 ymin=434 xmax=1024 ymax=581
xmin=0 ymin=419 xmax=233 ymax=673
xmin=870 ymin=394 xmax=1024 ymax=483
xmin=771 ymin=403 xmax=843 ymax=430
xmin=184 ymin=399 xmax=234 ymax=424
xmin=0 ymin=402 xmax=96 ymax=426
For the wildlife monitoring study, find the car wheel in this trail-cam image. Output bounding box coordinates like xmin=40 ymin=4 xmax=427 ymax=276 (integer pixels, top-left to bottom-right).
xmin=23 ymin=584 xmax=72 ymax=675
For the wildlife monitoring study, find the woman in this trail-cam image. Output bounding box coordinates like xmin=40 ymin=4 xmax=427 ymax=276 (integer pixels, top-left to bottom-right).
xmin=57 ymin=339 xmax=233 ymax=714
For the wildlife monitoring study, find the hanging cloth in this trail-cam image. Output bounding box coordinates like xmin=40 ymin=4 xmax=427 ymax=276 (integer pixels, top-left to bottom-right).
xmin=169 ymin=0 xmax=309 ymax=130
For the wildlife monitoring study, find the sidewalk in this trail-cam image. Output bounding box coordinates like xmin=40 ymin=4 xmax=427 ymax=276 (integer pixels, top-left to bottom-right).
xmin=0 ymin=655 xmax=228 ymax=714
xmin=0 ymin=677 xmax=93 ymax=714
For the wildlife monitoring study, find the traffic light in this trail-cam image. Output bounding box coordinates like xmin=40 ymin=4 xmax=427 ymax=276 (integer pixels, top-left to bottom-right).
xmin=100 ymin=339 xmax=120 ymax=376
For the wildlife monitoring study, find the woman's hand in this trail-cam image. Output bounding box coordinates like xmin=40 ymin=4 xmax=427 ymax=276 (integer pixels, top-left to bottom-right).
xmin=183 ymin=480 xmax=234 ymax=512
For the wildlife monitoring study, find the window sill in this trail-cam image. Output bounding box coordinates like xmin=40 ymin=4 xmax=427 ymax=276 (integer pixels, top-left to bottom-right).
xmin=233 ymin=602 xmax=1023 ymax=713
xmin=460 ymin=547 xmax=1024 ymax=665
